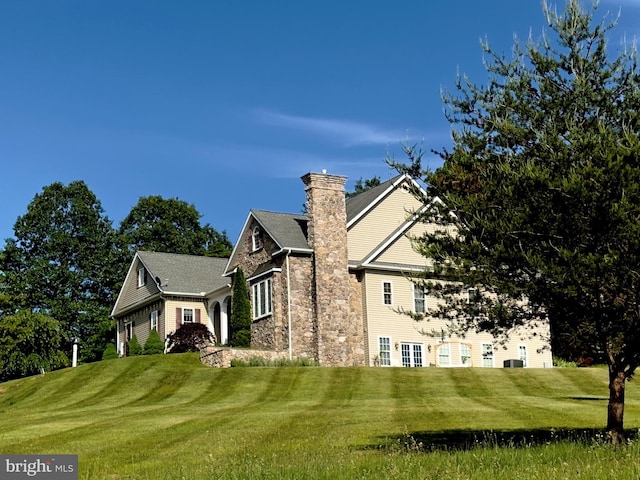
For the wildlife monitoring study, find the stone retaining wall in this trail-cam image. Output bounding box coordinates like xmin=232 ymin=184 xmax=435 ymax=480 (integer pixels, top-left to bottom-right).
xmin=199 ymin=345 xmax=288 ymax=368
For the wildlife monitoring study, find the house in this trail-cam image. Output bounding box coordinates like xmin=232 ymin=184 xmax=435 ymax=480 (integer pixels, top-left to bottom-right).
xmin=112 ymin=171 xmax=553 ymax=368
xmin=111 ymin=252 xmax=231 ymax=356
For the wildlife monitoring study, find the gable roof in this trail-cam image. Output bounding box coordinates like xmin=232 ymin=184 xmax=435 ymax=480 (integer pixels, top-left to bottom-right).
xmin=251 ymin=210 xmax=310 ymax=251
xmin=224 ymin=173 xmax=425 ymax=276
xmin=137 ymin=251 xmax=230 ymax=295
xmin=345 ymin=174 xmax=403 ymax=223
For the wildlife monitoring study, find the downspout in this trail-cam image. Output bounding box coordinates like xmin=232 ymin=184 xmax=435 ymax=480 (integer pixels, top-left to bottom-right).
xmin=286 ymin=249 xmax=293 ymax=360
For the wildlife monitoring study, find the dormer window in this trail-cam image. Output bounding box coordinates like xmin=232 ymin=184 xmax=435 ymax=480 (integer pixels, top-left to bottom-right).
xmin=252 ymin=226 xmax=264 ymax=251
xmin=137 ymin=267 xmax=147 ymax=287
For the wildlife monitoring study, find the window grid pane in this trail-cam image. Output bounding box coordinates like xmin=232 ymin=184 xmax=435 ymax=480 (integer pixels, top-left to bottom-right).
xmin=401 ymin=344 xmax=411 ymax=367
xmin=460 ymin=344 xmax=471 ymax=365
xmin=413 ymin=344 xmax=423 ymax=367
xmin=482 ymin=343 xmax=493 ymax=367
xmin=414 ymin=284 xmax=426 ymax=313
xmin=379 ymin=337 xmax=391 ymax=366
xmin=519 ymin=345 xmax=527 ymax=367
xmin=383 ymin=282 xmax=392 ymax=305
xmin=438 ymin=343 xmax=450 ymax=366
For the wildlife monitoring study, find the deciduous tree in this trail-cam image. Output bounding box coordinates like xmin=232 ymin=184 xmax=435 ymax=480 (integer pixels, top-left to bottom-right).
xmin=119 ymin=196 xmax=231 ymax=257
xmin=0 ymin=310 xmax=68 ymax=380
xmin=1 ymin=181 xmax=124 ymax=363
xmin=394 ymin=0 xmax=640 ymax=443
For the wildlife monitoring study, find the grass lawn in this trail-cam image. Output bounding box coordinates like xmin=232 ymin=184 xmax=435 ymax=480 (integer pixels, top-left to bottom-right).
xmin=1 ymin=354 xmax=640 ymax=479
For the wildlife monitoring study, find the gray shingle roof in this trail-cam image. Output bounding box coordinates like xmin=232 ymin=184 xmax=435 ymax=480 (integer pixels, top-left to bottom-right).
xmin=137 ymin=251 xmax=229 ymax=295
xmin=346 ymin=174 xmax=403 ymax=222
xmin=251 ymin=210 xmax=310 ymax=250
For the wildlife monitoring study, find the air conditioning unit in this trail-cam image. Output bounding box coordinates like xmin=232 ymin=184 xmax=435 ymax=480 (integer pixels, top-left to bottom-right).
xmin=503 ymin=359 xmax=524 ymax=368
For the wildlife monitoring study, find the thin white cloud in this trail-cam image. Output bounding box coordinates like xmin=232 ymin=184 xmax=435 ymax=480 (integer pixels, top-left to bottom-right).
xmin=252 ymin=109 xmax=409 ymax=147
xmin=604 ymin=0 xmax=640 ymax=5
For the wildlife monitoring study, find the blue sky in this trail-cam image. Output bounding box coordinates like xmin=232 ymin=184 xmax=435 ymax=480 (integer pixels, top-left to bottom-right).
xmin=1 ymin=0 xmax=639 ymax=245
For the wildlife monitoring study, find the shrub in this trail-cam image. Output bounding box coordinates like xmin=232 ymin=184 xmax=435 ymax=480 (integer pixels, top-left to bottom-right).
xmin=102 ymin=343 xmax=118 ymax=360
xmin=230 ymin=356 xmax=319 ymax=367
xmin=128 ymin=335 xmax=143 ymax=356
xmin=553 ymin=356 xmax=577 ymax=368
xmin=166 ymin=323 xmax=215 ymax=353
xmin=232 ymin=329 xmax=251 ymax=348
xmin=143 ymin=329 xmax=165 ymax=355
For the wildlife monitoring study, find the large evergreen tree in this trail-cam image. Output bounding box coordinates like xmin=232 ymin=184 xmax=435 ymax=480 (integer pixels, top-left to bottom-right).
xmin=1 ymin=181 xmax=124 ymax=363
xmin=395 ymin=0 xmax=640 ymax=442
xmin=230 ymin=268 xmax=251 ymax=347
xmin=119 ymin=195 xmax=232 ymax=257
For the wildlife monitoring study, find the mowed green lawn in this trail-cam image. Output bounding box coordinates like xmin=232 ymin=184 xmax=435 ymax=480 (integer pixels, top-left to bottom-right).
xmin=2 ymin=354 xmax=640 ymax=479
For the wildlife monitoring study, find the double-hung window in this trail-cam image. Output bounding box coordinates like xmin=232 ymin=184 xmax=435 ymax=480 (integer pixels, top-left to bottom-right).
xmin=252 ymin=278 xmax=272 ymax=319
xmin=482 ymin=343 xmax=494 ymax=367
xmin=414 ymin=283 xmax=426 ymax=313
xmin=137 ymin=267 xmax=146 ymax=287
xmin=460 ymin=343 xmax=471 ymax=366
xmin=519 ymin=345 xmax=528 ymax=367
xmin=438 ymin=343 xmax=450 ymax=366
xmin=382 ymin=282 xmax=392 ymax=305
xmin=150 ymin=310 xmax=158 ymax=331
xmin=182 ymin=308 xmax=194 ymax=324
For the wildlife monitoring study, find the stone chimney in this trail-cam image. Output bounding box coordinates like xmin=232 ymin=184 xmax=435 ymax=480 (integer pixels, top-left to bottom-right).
xmin=302 ymin=172 xmax=361 ymax=366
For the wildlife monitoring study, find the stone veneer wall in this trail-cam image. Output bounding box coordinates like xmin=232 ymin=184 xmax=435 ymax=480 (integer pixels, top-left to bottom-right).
xmin=302 ymin=172 xmax=365 ymax=366
xmin=230 ymin=218 xmax=283 ymax=351
xmin=286 ymin=255 xmax=316 ymax=360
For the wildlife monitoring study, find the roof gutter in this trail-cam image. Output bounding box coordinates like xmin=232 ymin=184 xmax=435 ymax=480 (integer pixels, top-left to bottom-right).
xmin=272 ymin=247 xmax=313 ymax=256
xmin=111 ymin=292 xmax=163 ymax=318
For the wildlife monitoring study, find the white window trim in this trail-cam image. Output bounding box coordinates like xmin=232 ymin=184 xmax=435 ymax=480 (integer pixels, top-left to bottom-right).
xmin=252 ymin=226 xmax=264 ymax=251
xmin=125 ymin=321 xmax=133 ymax=341
xmin=460 ymin=343 xmax=472 ymax=366
xmin=252 ymin=278 xmax=273 ymax=319
xmin=182 ymin=307 xmax=194 ymax=324
xmin=150 ymin=310 xmax=158 ymax=331
xmin=137 ymin=267 xmax=146 ymax=287
xmin=482 ymin=343 xmax=494 ymax=368
xmin=413 ymin=283 xmax=426 ymax=313
xmin=518 ymin=344 xmax=528 ymax=367
xmin=378 ymin=336 xmax=391 ymax=366
xmin=437 ymin=343 xmax=450 ymax=366
xmin=401 ymin=342 xmax=424 ymax=367
xmin=382 ymin=281 xmax=393 ymax=306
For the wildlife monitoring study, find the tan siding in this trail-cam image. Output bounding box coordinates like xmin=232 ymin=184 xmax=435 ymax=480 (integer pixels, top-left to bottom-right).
xmin=348 ymin=186 xmax=423 ymax=262
xmin=374 ymin=228 xmax=430 ymax=266
xmin=164 ymin=298 xmax=211 ymax=335
xmin=115 ymin=258 xmax=160 ymax=314
xmin=362 ymin=271 xmax=553 ymax=368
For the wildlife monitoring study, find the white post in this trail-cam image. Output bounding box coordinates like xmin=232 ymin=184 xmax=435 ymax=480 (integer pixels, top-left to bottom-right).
xmin=72 ymin=338 xmax=78 ymax=367
xmin=221 ymin=299 xmax=229 ymax=345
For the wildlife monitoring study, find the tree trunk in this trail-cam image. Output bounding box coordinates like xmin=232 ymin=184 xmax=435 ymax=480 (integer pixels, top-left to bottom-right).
xmin=607 ymin=367 xmax=626 ymax=444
